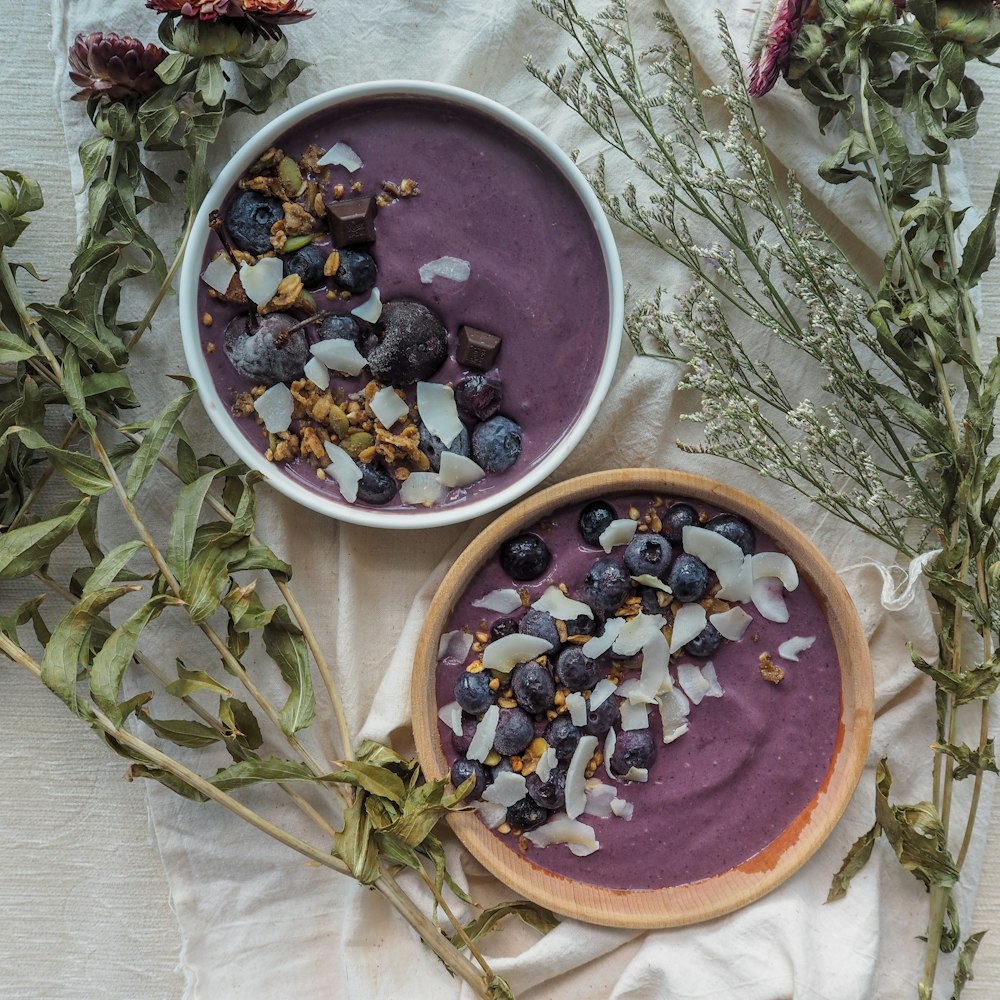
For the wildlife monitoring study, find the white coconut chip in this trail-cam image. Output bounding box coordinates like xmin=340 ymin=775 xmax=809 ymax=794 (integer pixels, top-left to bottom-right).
xmin=700 ymin=661 xmax=724 ymax=698
xmin=566 ymin=691 xmax=588 ymax=727
xmin=620 ymin=699 xmax=650 ymax=731
xmin=437 ymin=701 xmax=464 ymax=737
xmin=369 ymin=386 xmax=409 ymax=429
xmin=253 ymin=382 xmax=294 ymax=433
xmin=709 ymin=606 xmax=753 ymax=642
xmin=471 ymin=588 xmax=522 ymax=614
xmin=524 ymin=814 xmax=600 ymax=856
xmin=565 ymin=734 xmax=598 ymax=819
xmin=481 ymin=770 xmax=527 ymax=807
xmin=657 ymin=686 xmax=691 ymax=745
xmin=437 ymin=629 xmax=474 ymax=661
xmin=669 ymin=603 xmax=707 ymax=653
xmin=532 ymin=586 xmax=594 ymax=622
xmin=582 ymin=617 xmax=623 ymax=659
xmin=350 ymin=287 xmax=382 ymax=323
xmin=482 ymin=633 xmax=552 ymax=675
xmin=467 ymin=705 xmax=499 ymax=763
xmin=415 ymin=382 xmax=464 ymax=447
xmin=589 ymin=678 xmax=618 ymax=710
xmin=778 ymin=635 xmax=816 ymax=661
xmin=611 ymin=612 xmax=667 ymax=657
xmin=304 ymin=356 xmax=330 ymax=390
xmin=635 ymin=630 xmax=670 ymax=701
xmin=419 ymin=256 xmax=471 ymax=284
xmin=317 ymin=142 xmax=364 ymax=172
xmin=583 ymin=781 xmax=618 ymax=819
xmin=310 ymin=337 xmax=367 ymax=376
xmin=323 ymin=441 xmax=363 ymax=503
xmin=202 ymin=255 xmax=236 ymax=294
xmin=676 ymin=662 xmax=712 ymax=705
xmin=610 ymin=798 xmax=634 ymax=821
xmin=716 ymin=554 xmax=754 ymax=603
xmin=400 ymin=472 xmax=444 ymax=506
xmin=753 ymin=551 xmax=800 ymax=591
xmin=239 ymin=257 xmax=283 ymax=306
xmin=438 ymin=451 xmax=486 ymax=489
xmin=535 ymin=747 xmax=557 ymax=783
xmin=751 ymin=576 xmax=789 ymax=623
xmin=682 ymin=524 xmax=744 ymax=576
xmin=475 ymin=800 xmax=508 ymax=829
xmin=631 ymin=574 xmax=672 ymax=593
xmin=598 ymin=518 xmax=638 ymax=553
xmin=616 ymin=678 xmax=655 ymax=706
xmin=604 ymin=728 xmax=617 ymax=782
xmin=622 ymin=767 xmax=648 ymax=783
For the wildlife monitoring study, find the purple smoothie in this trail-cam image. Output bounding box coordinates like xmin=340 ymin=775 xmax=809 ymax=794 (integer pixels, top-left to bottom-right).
xmin=435 ymin=493 xmax=842 ymax=890
xmin=196 ymin=95 xmax=611 ymax=511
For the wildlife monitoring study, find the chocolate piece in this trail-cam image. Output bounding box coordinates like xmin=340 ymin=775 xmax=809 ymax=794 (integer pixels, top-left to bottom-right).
xmin=457 ymin=324 xmax=502 ymax=371
xmin=324 ymin=196 xmax=377 ymax=246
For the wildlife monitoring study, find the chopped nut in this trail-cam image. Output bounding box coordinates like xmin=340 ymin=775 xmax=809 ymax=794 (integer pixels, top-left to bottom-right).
xmin=259 ymin=273 xmax=304 ymax=314
xmin=510 ymin=756 xmax=523 ymax=773
xmin=471 ymin=641 xmax=483 ymax=654
xmin=351 ymin=181 xmax=363 ymax=193
xmin=332 ymin=183 xmax=345 ymax=200
xmin=316 ymin=468 xmax=327 ymax=480
xmin=467 ymin=659 xmax=484 ymax=674
xmin=554 ymin=690 xmax=566 ymax=707
xmin=382 ymin=180 xmax=401 ymax=197
xmin=759 ymin=652 xmax=784 ymax=684
xmin=375 ymin=193 xmax=392 ymax=209
xmin=299 ymin=144 xmax=324 ymax=175
xmin=475 ymin=631 xmax=490 ymax=644
xmin=282 ymin=200 xmax=316 ymax=236
xmin=498 ymin=696 xmax=518 ymax=709
xmin=488 ymin=676 xmax=500 ymax=690
xmin=232 ymin=392 xmax=255 ymax=417
xmin=205 ymin=341 xmax=216 ymax=354
xmin=484 ymin=750 xmax=501 ymax=767
xmin=202 ymin=311 xmax=214 ymax=327
xmin=395 ymin=467 xmax=410 ymax=481
xmin=497 ymin=822 xmax=512 ymax=835
xmin=400 ymin=178 xmax=419 ymax=196
xmin=650 ymin=513 xmax=662 ymax=533
xmin=629 ymin=506 xmax=640 ymax=520
xmin=324 ymin=250 xmax=341 ymax=277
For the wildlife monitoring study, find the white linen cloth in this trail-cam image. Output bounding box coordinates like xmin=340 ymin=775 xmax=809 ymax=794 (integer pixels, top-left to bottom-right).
xmin=43 ymin=1 xmax=994 ymax=998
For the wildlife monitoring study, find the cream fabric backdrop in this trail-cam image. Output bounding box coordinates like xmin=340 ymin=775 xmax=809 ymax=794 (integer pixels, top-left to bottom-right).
xmin=2 ymin=1 xmax=1000 ymax=997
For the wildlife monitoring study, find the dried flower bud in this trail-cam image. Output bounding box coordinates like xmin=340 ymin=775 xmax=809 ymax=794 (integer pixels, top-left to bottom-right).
xmin=747 ymin=0 xmax=814 ymax=98
xmin=68 ymin=31 xmax=168 ymax=104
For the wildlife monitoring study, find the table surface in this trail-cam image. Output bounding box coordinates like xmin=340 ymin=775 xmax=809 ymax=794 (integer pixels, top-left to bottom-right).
xmin=2 ymin=7 xmax=999 ymax=999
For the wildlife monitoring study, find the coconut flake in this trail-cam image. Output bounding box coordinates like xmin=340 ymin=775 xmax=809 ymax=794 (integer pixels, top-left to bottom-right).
xmin=475 ymin=800 xmax=508 ymax=829
xmin=657 ymin=685 xmax=691 ymax=744
xmin=709 ymin=606 xmax=753 ymax=642
xmin=682 ymin=524 xmax=745 ymax=576
xmin=717 ymin=554 xmax=754 ymax=603
xmin=369 ymin=386 xmax=409 ymax=429
xmin=565 ymin=734 xmax=598 ymax=819
xmin=317 ymin=141 xmax=364 ymax=172
xmin=751 ymin=576 xmax=789 ymax=623
xmin=400 ymin=472 xmax=444 ymax=506
xmin=438 ymin=700 xmax=464 ymax=737
xmin=467 ymin=705 xmax=499 ymax=762
xmin=310 ymin=337 xmax=367 ymax=376
xmin=524 ymin=814 xmax=600 ymax=856
xmin=589 ymin=678 xmax=618 ymax=710
xmin=323 ymin=441 xmax=363 ymax=503
xmin=438 ymin=630 xmax=473 ymax=661
xmin=598 ymin=518 xmax=638 ymax=553
xmin=778 ymin=635 xmax=816 ymax=662
xmin=612 ymin=613 xmax=667 ymax=657
xmin=304 ymin=356 xmax=330 ymax=390
xmin=482 ymin=633 xmax=552 ymax=675
xmin=253 ymin=382 xmax=294 ymax=433
xmin=753 ymin=551 xmax=799 ymax=591
xmin=536 ymin=747 xmax=557 ymax=783
xmin=438 ymin=452 xmax=486 ymax=489
xmin=419 ymin=256 xmax=471 ymax=284
xmin=415 ymin=382 xmax=464 ymax=447
xmin=566 ymin=692 xmax=588 ymax=727
xmin=202 ymin=255 xmax=236 ymax=294
xmin=350 ymin=287 xmax=382 ymax=323
xmin=669 ymin=603 xmax=707 ymax=653
xmin=610 ymin=798 xmax=634 ymax=821
xmin=471 ymin=589 xmax=522 ymax=614
xmin=239 ymin=257 xmax=283 ymax=306
xmin=701 ymin=660 xmax=724 ymax=698
xmin=482 ymin=771 xmax=527 ymax=807
xmin=620 ymin=699 xmax=650 ymax=731
xmin=532 ymin=586 xmax=594 ymax=622
xmin=603 ymin=728 xmax=617 ymax=782
xmin=631 ymin=574 xmax=672 ymax=593
xmin=635 ymin=630 xmax=670 ymax=701
xmin=582 ymin=617 xmax=623 ymax=659
xmin=616 ymin=678 xmax=655 ymax=706
xmin=676 ymin=662 xmax=712 ymax=705
xmin=583 ymin=781 xmax=618 ymax=819
xmin=622 ymin=767 xmax=648 ymax=783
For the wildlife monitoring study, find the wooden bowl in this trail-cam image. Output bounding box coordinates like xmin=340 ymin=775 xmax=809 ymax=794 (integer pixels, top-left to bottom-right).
xmin=411 ymin=470 xmax=873 ymax=927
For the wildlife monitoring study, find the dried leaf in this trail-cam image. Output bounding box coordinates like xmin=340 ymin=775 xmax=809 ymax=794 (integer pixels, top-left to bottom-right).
xmin=262 ymin=606 xmax=315 ymax=736
xmin=827 ymin=822 xmax=879 ymax=903
xmin=208 ymin=758 xmax=318 ymax=790
xmin=82 ymin=540 xmax=145 ymax=597
xmin=164 ymin=659 xmax=232 ymax=700
xmin=218 ymin=698 xmax=263 ymax=751
xmin=451 ymin=900 xmax=559 ymax=950
xmin=951 ymin=931 xmax=987 ymax=998
xmin=931 ymin=739 xmax=999 ymax=781
xmin=330 ymin=760 xmax=407 ymax=806
xmin=335 ymin=792 xmax=380 ymax=885
xmin=138 ymin=711 xmax=224 ymax=749
xmin=0 ymin=497 xmax=90 ymax=580
xmin=124 ymin=387 xmax=194 ymax=500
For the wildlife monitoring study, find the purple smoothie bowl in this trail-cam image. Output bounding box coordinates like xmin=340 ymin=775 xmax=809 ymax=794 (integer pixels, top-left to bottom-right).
xmin=179 ymin=81 xmax=623 ymax=528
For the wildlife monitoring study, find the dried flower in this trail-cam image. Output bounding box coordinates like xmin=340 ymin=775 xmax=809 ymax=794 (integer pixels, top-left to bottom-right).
xmin=68 ymin=31 xmax=168 ymax=103
xmin=747 ymin=0 xmax=813 ymax=97
xmin=933 ymin=1 xmax=1000 ymax=56
xmin=146 ymin=0 xmax=314 ymax=37
xmin=145 ymin=0 xmax=242 ymax=18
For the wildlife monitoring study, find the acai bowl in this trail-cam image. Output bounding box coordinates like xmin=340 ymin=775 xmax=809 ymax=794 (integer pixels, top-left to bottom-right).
xmin=411 ymin=470 xmax=872 ymax=927
xmin=179 ymin=81 xmax=623 ymax=528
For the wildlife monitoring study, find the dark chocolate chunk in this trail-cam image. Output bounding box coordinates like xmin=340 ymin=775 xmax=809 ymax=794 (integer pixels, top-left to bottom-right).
xmin=325 ymin=196 xmax=377 ymax=246
xmin=457 ymin=324 xmax=502 ymax=371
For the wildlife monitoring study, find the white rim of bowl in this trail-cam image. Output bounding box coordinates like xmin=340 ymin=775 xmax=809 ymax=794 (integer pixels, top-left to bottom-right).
xmin=179 ymin=79 xmax=624 ymax=529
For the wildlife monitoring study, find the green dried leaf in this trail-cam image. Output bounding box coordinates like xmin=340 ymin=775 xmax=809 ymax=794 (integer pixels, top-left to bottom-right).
xmin=59 ymin=347 xmax=98 ymax=435
xmin=156 ymin=51 xmax=188 ymax=85
xmin=166 ymin=462 xmax=241 ymax=579
xmin=331 ymin=761 xmax=407 ymax=806
xmin=208 ymin=757 xmax=318 ymax=790
xmin=227 ymin=543 xmax=292 ymax=581
xmin=0 ymin=496 xmax=90 ymax=579
xmin=356 ymin=740 xmax=417 ymax=773
xmin=138 ymin=711 xmax=224 ymax=749
xmin=913 ymin=653 xmax=1000 ymax=705
xmin=184 ymin=534 xmax=249 ymax=623
xmin=385 ymin=780 xmax=455 ymax=849
xmin=451 ymin=900 xmax=559 ymax=951
xmin=4 ymin=426 xmax=111 ymax=496
xmin=165 ymin=660 xmax=232 ymax=700
xmin=951 ymin=930 xmax=987 ymax=998
xmin=958 ymin=169 xmax=1000 ymax=289
xmin=262 ymin=606 xmax=316 ymax=735
xmin=31 ymin=302 xmax=122 ymax=370
xmin=128 ymin=763 xmax=209 ymax=802
xmin=79 ymin=136 xmax=111 ymax=188
xmin=0 ymin=593 xmax=46 ymax=645
xmin=219 ymin=697 xmax=263 ymax=751
xmin=376 ymin=833 xmax=423 ymax=872
xmin=931 ymin=739 xmax=999 ymax=781
xmin=335 ymin=792 xmax=381 ymax=884
xmin=420 ymin=832 xmax=472 ymax=905
xmin=827 ymin=822 xmax=879 ymax=902
xmin=0 ymin=327 xmax=35 ymax=363
xmin=486 ymin=977 xmax=516 ymax=1000
xmin=195 ymin=56 xmax=225 ymax=107
xmin=83 ymin=540 xmax=146 ymax=597
xmin=125 ymin=387 xmax=195 ymax=500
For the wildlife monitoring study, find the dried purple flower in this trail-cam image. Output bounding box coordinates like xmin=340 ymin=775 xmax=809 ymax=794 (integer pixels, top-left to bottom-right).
xmin=747 ymin=0 xmax=813 ymax=98
xmin=68 ymin=31 xmax=168 ymax=104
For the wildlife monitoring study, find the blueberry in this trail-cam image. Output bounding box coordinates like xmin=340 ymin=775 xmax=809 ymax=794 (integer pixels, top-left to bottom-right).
xmin=454 ymin=671 xmax=494 ymax=715
xmin=637 ymin=585 xmax=665 ymax=615
xmin=452 ymin=717 xmax=478 ymax=755
xmin=500 ymin=533 xmax=551 ymax=580
xmin=582 ymin=695 xmax=620 ymax=737
xmin=610 ymin=730 xmax=657 ymax=776
xmin=493 ymin=708 xmax=534 ymax=756
xmin=333 ymin=249 xmax=378 ymax=294
xmin=450 ymin=757 xmax=487 ymax=800
xmin=554 ymin=646 xmax=603 ymax=692
xmin=225 ymin=190 xmax=284 ymax=255
xmin=582 ymin=557 xmax=631 ymax=613
xmin=623 ymin=533 xmax=673 ymax=578
xmin=544 ymin=715 xmax=582 ymax=762
xmin=418 ymin=420 xmax=470 ymax=472
xmin=490 ymin=756 xmax=516 ymax=780
xmin=663 ymin=502 xmax=698 ymax=544
xmin=706 ymin=512 xmax=756 ymax=555
xmin=685 ymin=622 xmax=725 ymax=658
xmin=368 ymin=299 xmax=449 ymax=385
xmin=666 ymin=553 xmax=710 ymax=603
xmin=471 ymin=416 xmax=522 ymax=474
xmin=578 ymin=500 xmax=617 ymax=546
xmin=489 ymin=616 xmax=520 ymax=641
xmin=564 ymin=612 xmax=598 ymax=637
xmin=282 ymin=243 xmax=327 ymax=289
xmin=506 ymin=796 xmax=549 ymax=832
xmin=526 ymin=769 xmax=566 ymax=810
xmin=454 ymin=373 xmax=503 ymax=422
xmin=224 ymin=312 xmax=309 ymax=385
xmin=355 ymin=460 xmax=397 ymax=505
xmin=512 ymin=660 xmax=556 ymax=714
xmin=518 ymin=609 xmax=560 ymax=649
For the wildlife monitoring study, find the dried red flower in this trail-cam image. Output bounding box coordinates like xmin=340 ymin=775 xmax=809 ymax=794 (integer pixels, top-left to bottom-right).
xmin=748 ymin=0 xmax=812 ymax=97
xmin=145 ymin=0 xmax=314 ymax=35
xmin=68 ymin=31 xmax=168 ymax=103
xmin=145 ymin=0 xmax=243 ymax=19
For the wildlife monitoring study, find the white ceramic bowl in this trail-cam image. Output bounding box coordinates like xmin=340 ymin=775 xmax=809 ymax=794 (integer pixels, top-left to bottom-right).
xmin=179 ymin=80 xmax=623 ymax=529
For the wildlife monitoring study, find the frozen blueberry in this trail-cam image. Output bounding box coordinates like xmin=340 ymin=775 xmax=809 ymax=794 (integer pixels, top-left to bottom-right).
xmin=610 ymin=730 xmax=657 ymax=776
xmin=314 ymin=313 xmax=378 ymax=357
xmin=333 ymin=249 xmax=378 ymax=294
xmin=418 ymin=420 xmax=470 ymax=473
xmin=354 ymin=460 xmax=397 ymax=506
xmin=490 ymin=756 xmax=516 ymax=780
xmin=623 ymin=533 xmax=673 ymax=578
xmin=368 ymin=299 xmax=448 ymax=385
xmin=526 ymin=768 xmax=566 ymax=810
xmin=489 ymin=616 xmax=520 ymax=641
xmin=544 ymin=715 xmax=582 ymax=762
xmin=563 ymin=612 xmax=598 ymax=637
xmin=454 ymin=671 xmax=494 ymax=715
xmin=223 ymin=312 xmax=309 ymax=385
xmin=282 ymin=243 xmax=327 ymax=289
xmin=637 ymin=585 xmax=665 ymax=615
xmin=666 ymin=553 xmax=710 ymax=603
xmin=582 ymin=557 xmax=631 ymax=613
xmin=454 ymin=373 xmax=503 ymax=422
xmin=663 ymin=502 xmax=698 ymax=544
xmin=512 ymin=660 xmax=556 ymax=714
xmin=452 ymin=717 xmax=478 ymax=755
xmin=685 ymin=622 xmax=725 ymax=658
xmin=225 ymin=190 xmax=284 ymax=255
xmin=582 ymin=695 xmax=620 ymax=737
xmin=506 ymin=796 xmax=549 ymax=832
xmin=706 ymin=512 xmax=756 ymax=555
xmin=450 ymin=757 xmax=487 ymax=800
xmin=578 ymin=500 xmax=617 ymax=546
xmin=500 ymin=533 xmax=551 ymax=580
xmin=518 ymin=609 xmax=560 ymax=649
xmin=493 ymin=708 xmax=534 ymax=756
xmin=471 ymin=416 xmax=522 ymax=474
xmin=555 ymin=646 xmax=603 ymax=693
